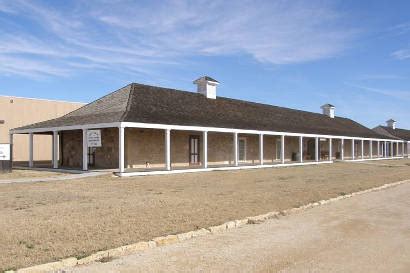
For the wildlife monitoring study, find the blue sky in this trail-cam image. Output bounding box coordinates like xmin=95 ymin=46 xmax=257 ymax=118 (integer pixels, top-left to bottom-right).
xmin=1 ymin=0 xmax=410 ymax=128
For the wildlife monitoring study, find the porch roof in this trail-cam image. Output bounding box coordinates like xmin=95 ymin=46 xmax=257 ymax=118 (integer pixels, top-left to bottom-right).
xmin=14 ymin=83 xmax=393 ymax=139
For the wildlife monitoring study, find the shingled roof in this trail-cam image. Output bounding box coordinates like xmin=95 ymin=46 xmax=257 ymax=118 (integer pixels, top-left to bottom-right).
xmin=14 ymin=83 xmax=390 ymax=139
xmin=373 ymin=126 xmax=410 ymax=141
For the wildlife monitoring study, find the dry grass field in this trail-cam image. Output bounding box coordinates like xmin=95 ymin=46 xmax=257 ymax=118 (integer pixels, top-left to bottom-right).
xmin=0 ymin=169 xmax=65 ymax=180
xmin=1 ymin=159 xmax=410 ymax=271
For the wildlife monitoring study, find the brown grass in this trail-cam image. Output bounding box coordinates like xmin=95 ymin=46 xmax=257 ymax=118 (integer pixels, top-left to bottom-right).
xmin=0 ymin=170 xmax=65 ymax=180
xmin=0 ymin=160 xmax=409 ymax=271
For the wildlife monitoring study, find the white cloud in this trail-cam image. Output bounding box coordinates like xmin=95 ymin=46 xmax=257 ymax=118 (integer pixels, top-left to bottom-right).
xmin=388 ymin=22 xmax=410 ymax=36
xmin=392 ymin=49 xmax=410 ymax=60
xmin=0 ymin=0 xmax=356 ymax=78
xmin=344 ymin=83 xmax=410 ymax=101
xmin=388 ymin=21 xmax=410 ymax=61
xmin=357 ymin=74 xmax=405 ymax=80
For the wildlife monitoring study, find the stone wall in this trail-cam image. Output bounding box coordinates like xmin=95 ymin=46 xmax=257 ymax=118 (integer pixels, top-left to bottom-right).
xmin=344 ymin=139 xmax=353 ymax=159
xmin=60 ymin=128 xmax=118 ymax=169
xmin=263 ymin=135 xmax=279 ymax=163
xmin=60 ymin=130 xmax=82 ymax=168
xmin=124 ymin=129 xmax=305 ymax=170
xmin=125 ymin=128 xmax=166 ymax=168
xmin=94 ymin=128 xmax=119 ymax=169
xmin=61 ymin=127 xmax=381 ymax=171
xmin=208 ymin=132 xmax=235 ymax=165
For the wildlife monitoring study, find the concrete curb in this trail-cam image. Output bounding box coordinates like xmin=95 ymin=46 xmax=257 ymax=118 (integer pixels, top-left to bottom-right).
xmin=11 ymin=179 xmax=410 ymax=273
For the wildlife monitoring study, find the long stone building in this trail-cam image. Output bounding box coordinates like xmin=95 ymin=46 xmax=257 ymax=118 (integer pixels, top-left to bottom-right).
xmin=374 ymin=119 xmax=410 ymax=149
xmin=10 ymin=77 xmax=409 ymax=176
xmin=0 ymin=95 xmax=84 ymax=163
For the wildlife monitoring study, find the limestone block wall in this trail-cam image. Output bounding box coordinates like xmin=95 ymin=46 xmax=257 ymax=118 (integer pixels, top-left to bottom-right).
xmin=284 ymin=136 xmax=299 ymax=161
xmin=125 ymin=130 xmax=239 ymax=169
xmin=331 ymin=139 xmax=342 ymax=160
xmin=344 ymin=139 xmax=353 ymax=159
xmin=94 ymin=128 xmax=118 ymax=169
xmin=363 ymin=141 xmax=370 ymax=158
xmin=208 ymin=132 xmax=235 ymax=165
xmin=372 ymin=141 xmax=378 ymax=157
xmin=124 ymin=129 xmax=308 ymax=170
xmin=123 ymin=129 xmax=390 ymax=170
xmin=60 ymin=130 xmax=82 ymax=168
xmin=171 ymin=131 xmax=196 ymax=167
xmin=60 ymin=128 xmax=118 ymax=169
xmin=125 ymin=128 xmax=165 ymax=168
xmin=237 ymin=134 xmax=258 ymax=164
xmin=263 ymin=135 xmax=279 ymax=163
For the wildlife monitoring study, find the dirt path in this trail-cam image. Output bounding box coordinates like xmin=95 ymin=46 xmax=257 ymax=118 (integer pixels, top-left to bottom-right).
xmin=69 ymin=181 xmax=410 ymax=273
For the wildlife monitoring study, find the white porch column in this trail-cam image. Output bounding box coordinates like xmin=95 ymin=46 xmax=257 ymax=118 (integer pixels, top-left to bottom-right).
xmin=402 ymin=142 xmax=405 ymax=157
xmin=377 ymin=141 xmax=380 ymax=157
xmin=341 ymin=138 xmax=344 ymax=160
xmin=202 ymin=131 xmax=208 ymax=169
xmin=391 ymin=142 xmax=394 ymax=157
xmin=52 ymin=131 xmax=59 ymax=169
xmin=281 ymin=135 xmax=285 ymax=164
xmin=407 ymin=142 xmax=409 ymax=157
xmin=387 ymin=141 xmax=389 ymax=157
xmin=408 ymin=142 xmax=410 ymax=158
xmin=29 ymin=132 xmax=34 ymax=168
xmin=328 ymin=138 xmax=332 ymax=161
xmin=384 ymin=141 xmax=387 ymax=157
xmin=299 ymin=136 xmax=303 ymax=163
xmin=315 ymin=137 xmax=319 ymax=162
xmin=386 ymin=142 xmax=389 ymax=157
xmin=259 ymin=134 xmax=264 ymax=165
xmin=361 ymin=139 xmax=364 ymax=159
xmin=233 ymin=133 xmax=238 ymax=166
xmin=165 ymin=129 xmax=171 ymax=171
xmin=119 ymin=127 xmax=125 ymax=172
xmin=369 ymin=140 xmax=373 ymax=159
xmin=396 ymin=142 xmax=399 ymax=157
xmin=351 ymin=139 xmax=355 ymax=160
xmin=82 ymin=129 xmax=88 ymax=171
xmin=9 ymin=133 xmax=13 ymax=166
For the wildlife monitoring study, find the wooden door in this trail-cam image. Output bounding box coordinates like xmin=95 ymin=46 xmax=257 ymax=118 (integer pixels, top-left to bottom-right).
xmin=189 ymin=136 xmax=200 ymax=165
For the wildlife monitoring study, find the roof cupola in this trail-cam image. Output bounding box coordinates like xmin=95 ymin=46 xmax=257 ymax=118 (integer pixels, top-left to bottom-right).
xmin=321 ymin=103 xmax=335 ymax=118
xmin=386 ymin=119 xmax=396 ymax=129
xmin=193 ymin=76 xmax=219 ymax=99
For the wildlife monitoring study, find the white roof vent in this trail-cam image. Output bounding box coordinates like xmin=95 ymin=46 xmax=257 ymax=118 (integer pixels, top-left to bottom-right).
xmin=386 ymin=119 xmax=396 ymax=129
xmin=193 ymin=76 xmax=219 ymax=99
xmin=321 ymin=103 xmax=335 ymax=118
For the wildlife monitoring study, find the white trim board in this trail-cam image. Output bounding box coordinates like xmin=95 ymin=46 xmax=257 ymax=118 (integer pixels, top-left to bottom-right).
xmin=11 ymin=121 xmax=403 ymax=143
xmin=121 ymin=122 xmax=401 ymax=142
xmin=10 ymin=122 xmax=121 ymax=134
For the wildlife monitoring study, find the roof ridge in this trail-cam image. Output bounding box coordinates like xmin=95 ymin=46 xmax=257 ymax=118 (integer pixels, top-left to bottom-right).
xmin=120 ymin=84 xmax=135 ymax=122
xmin=63 ymin=83 xmax=133 ymax=118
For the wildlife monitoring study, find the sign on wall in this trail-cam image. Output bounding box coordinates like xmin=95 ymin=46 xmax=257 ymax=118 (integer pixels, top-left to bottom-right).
xmin=0 ymin=144 xmax=10 ymax=161
xmin=87 ymin=130 xmax=102 ymax=147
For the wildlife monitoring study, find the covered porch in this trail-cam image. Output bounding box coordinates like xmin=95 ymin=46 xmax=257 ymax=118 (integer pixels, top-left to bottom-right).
xmin=10 ymin=122 xmax=405 ymax=176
